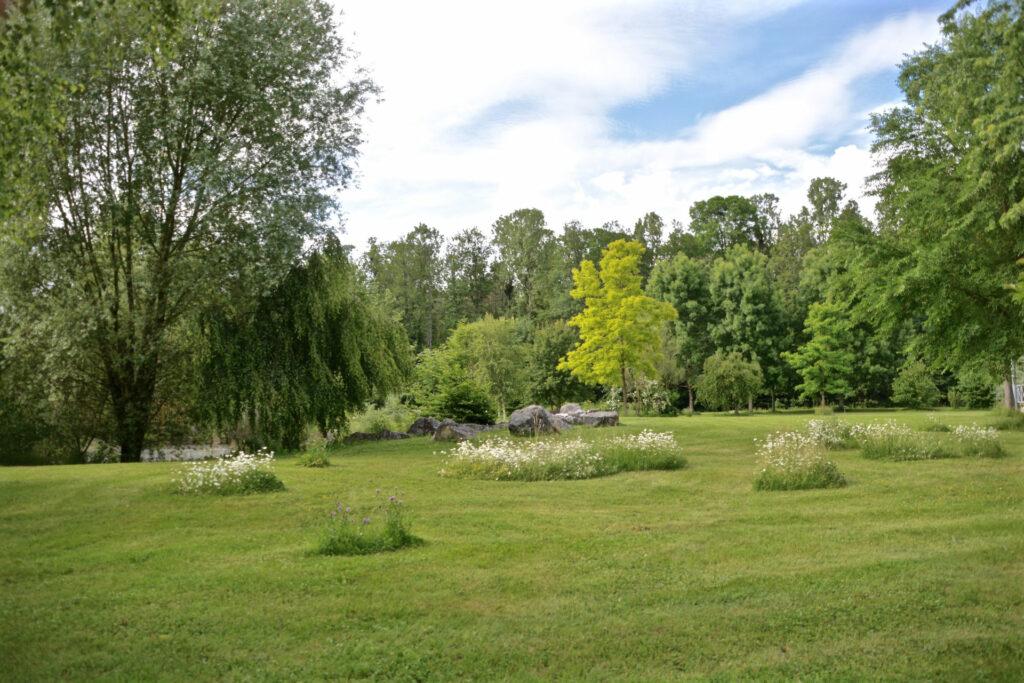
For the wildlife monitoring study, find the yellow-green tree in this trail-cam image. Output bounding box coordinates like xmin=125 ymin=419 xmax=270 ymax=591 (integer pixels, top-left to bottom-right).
xmin=560 ymin=240 xmax=676 ymax=412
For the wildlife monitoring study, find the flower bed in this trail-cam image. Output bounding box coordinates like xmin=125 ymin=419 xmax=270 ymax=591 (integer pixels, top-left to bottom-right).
xmin=951 ymin=424 xmax=1004 ymax=458
xmin=439 ymin=431 xmax=685 ymax=481
xmin=852 ymin=422 xmax=952 ymax=461
xmin=754 ymin=431 xmax=846 ymax=491
xmin=315 ymin=491 xmax=419 ymax=556
xmin=805 ymin=418 xmax=857 ymax=449
xmin=175 ymin=448 xmax=285 ymax=495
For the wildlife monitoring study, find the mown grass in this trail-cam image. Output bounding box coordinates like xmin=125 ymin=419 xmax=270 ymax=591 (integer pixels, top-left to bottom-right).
xmin=2 ymin=410 xmax=1023 ymax=680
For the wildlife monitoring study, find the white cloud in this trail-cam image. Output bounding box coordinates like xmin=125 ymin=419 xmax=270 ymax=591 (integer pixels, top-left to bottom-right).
xmin=334 ymin=2 xmax=940 ymax=247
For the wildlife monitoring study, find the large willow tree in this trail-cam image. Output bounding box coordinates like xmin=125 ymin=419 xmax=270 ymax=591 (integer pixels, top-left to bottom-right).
xmin=0 ymin=0 xmax=375 ymax=459
xmin=201 ymin=241 xmax=412 ymax=451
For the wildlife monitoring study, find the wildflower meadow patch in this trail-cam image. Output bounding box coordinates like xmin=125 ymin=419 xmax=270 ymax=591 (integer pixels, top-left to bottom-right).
xmin=175 ymin=448 xmax=285 ymax=495
xmin=951 ymin=424 xmax=1004 ymax=458
xmin=753 ymin=430 xmax=846 ymax=491
xmin=439 ymin=430 xmax=685 ymax=481
xmin=852 ymin=422 xmax=953 ymax=461
xmin=314 ymin=490 xmax=420 ymax=556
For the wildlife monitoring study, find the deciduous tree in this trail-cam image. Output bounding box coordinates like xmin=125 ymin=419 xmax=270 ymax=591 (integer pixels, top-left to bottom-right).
xmin=560 ymin=240 xmax=676 ymax=412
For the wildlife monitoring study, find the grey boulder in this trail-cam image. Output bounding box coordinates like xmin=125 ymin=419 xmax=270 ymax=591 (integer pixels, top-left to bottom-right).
xmin=508 ymin=405 xmax=562 ymax=437
xmin=432 ymin=419 xmax=477 ymax=442
xmin=576 ymin=410 xmax=619 ymax=427
xmin=559 ymin=403 xmax=584 ymax=416
xmin=408 ymin=416 xmax=441 ymax=437
xmin=344 ymin=430 xmax=410 ymax=444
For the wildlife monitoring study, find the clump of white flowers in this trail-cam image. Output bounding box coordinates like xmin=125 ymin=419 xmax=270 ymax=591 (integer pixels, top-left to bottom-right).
xmin=805 ymin=418 xmax=857 ymax=449
xmin=175 ymin=448 xmax=285 ymax=495
xmin=440 ymin=437 xmax=603 ymax=481
xmin=610 ymin=429 xmax=678 ymax=452
xmin=851 ymin=421 xmax=949 ymax=460
xmin=754 ymin=431 xmax=846 ymax=491
xmin=439 ymin=431 xmax=685 ymax=481
xmin=951 ymin=424 xmax=1003 ymax=458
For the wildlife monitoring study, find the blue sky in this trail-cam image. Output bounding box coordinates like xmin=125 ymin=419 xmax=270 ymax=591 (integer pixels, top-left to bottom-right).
xmin=335 ymin=0 xmax=947 ymax=248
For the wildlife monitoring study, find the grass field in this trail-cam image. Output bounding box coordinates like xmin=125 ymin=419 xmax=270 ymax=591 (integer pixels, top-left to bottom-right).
xmin=2 ymin=411 xmax=1023 ymax=680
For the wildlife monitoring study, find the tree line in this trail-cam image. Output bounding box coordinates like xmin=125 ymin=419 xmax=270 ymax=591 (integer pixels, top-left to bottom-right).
xmin=0 ymin=0 xmax=1020 ymax=464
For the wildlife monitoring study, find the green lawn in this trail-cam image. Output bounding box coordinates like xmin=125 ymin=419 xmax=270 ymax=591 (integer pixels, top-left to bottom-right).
xmin=2 ymin=411 xmax=1023 ymax=680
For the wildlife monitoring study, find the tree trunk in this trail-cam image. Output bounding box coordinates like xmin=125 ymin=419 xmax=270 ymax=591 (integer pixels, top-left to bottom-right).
xmin=107 ymin=359 xmax=157 ymax=463
xmin=747 ymin=394 xmax=753 ymax=412
xmin=1003 ymin=377 xmax=1017 ymax=410
xmin=621 ymin=366 xmax=628 ymax=417
xmin=820 ymin=392 xmax=826 ymax=409
xmin=687 ymin=385 xmax=694 ymax=413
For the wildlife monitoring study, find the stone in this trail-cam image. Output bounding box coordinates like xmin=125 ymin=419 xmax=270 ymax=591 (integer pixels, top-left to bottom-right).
xmin=343 ymin=430 xmax=410 ymax=444
xmin=407 ymin=416 xmax=441 ymax=437
xmin=551 ymin=414 xmax=574 ymax=431
xmin=508 ymin=404 xmax=562 ymax=437
xmin=432 ymin=419 xmax=477 ymax=442
xmin=577 ymin=410 xmax=619 ymax=427
xmin=559 ymin=402 xmax=584 ymax=416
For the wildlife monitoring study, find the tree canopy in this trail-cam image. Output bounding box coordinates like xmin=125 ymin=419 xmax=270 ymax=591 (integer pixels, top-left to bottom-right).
xmin=560 ymin=240 xmax=676 ymax=409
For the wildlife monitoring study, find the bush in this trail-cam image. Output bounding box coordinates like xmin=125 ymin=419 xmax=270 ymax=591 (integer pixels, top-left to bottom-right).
xmin=175 ymin=449 xmax=285 ymax=494
xmin=853 ymin=422 xmax=952 ymax=460
xmin=753 ymin=431 xmax=846 ymax=491
xmin=428 ymin=379 xmax=497 ymax=424
xmin=952 ymin=371 xmax=997 ymax=409
xmin=296 ymin=451 xmax=330 ymax=468
xmin=695 ymin=351 xmax=763 ymax=413
xmin=805 ymin=418 xmax=857 ymax=449
xmin=315 ymin=492 xmax=419 ymax=556
xmin=347 ymin=395 xmax=418 ymax=437
xmin=989 ymin=407 xmax=1024 ymax=431
xmin=951 ymin=424 xmax=1004 ymax=458
xmin=439 ymin=431 xmax=685 ymax=481
xmin=891 ymin=360 xmax=940 ymax=409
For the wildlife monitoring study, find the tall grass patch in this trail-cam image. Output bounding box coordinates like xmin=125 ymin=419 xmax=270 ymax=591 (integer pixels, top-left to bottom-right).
xmin=315 ymin=492 xmax=420 ymax=556
xmin=754 ymin=431 xmax=846 ymax=491
xmin=175 ymin=449 xmax=285 ymax=495
xmin=989 ymin=407 xmax=1024 ymax=431
xmin=805 ymin=418 xmax=857 ymax=449
xmin=439 ymin=430 xmax=685 ymax=481
xmin=853 ymin=422 xmax=953 ymax=461
xmin=951 ymin=424 xmax=1004 ymax=458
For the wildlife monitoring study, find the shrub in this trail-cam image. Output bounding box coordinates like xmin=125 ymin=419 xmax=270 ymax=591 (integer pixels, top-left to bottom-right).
xmin=952 ymin=371 xmax=997 ymax=409
xmin=989 ymin=407 xmax=1024 ymax=431
xmin=176 ymin=449 xmax=285 ymax=495
xmin=315 ymin=492 xmax=419 ymax=556
xmin=951 ymin=424 xmax=1004 ymax=458
xmin=806 ymin=418 xmax=856 ymax=449
xmin=853 ymin=422 xmax=952 ymax=461
xmin=439 ymin=431 xmax=685 ymax=481
xmin=891 ymin=360 xmax=940 ymax=409
xmin=695 ymin=351 xmax=763 ymax=413
xmin=753 ymin=431 xmax=846 ymax=491
xmin=296 ymin=451 xmax=331 ymax=468
xmin=347 ymin=395 xmax=418 ymax=437
xmin=428 ymin=379 xmax=497 ymax=424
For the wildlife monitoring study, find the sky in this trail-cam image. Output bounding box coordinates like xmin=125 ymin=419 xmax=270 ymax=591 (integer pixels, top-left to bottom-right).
xmin=332 ymin=0 xmax=947 ymax=249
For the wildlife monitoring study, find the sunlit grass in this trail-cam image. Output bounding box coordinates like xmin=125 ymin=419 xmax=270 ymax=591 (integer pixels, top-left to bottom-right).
xmin=1 ymin=410 xmax=1022 ymax=680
